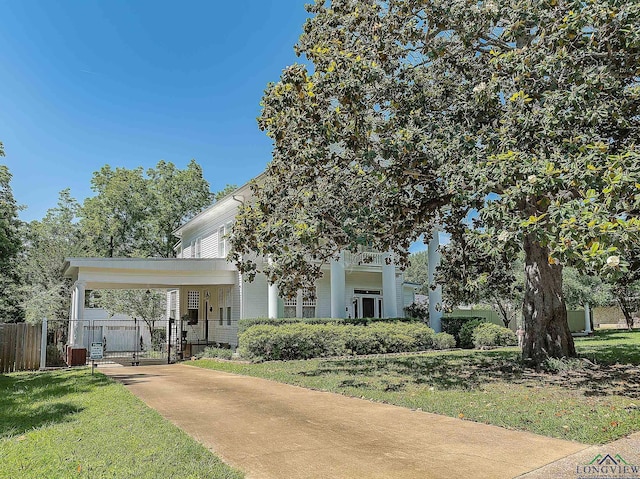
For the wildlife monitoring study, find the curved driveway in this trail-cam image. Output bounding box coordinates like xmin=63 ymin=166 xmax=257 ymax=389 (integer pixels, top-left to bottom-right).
xmin=102 ymin=364 xmax=588 ymax=479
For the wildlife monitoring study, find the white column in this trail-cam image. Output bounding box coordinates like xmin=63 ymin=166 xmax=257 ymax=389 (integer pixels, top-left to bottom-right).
xmin=40 ymin=318 xmax=48 ymax=370
xmin=68 ymin=287 xmax=77 ymax=346
xmin=267 ymin=256 xmax=279 ymax=319
xmin=267 ymin=282 xmax=278 ymax=319
xmin=330 ymin=252 xmax=346 ymax=318
xmin=428 ymin=230 xmax=443 ymax=333
xmin=73 ymin=280 xmax=86 ymax=347
xmin=382 ymin=252 xmax=398 ymax=318
xmin=584 ymin=303 xmax=592 ymax=334
xmin=296 ymin=290 xmax=304 ymax=318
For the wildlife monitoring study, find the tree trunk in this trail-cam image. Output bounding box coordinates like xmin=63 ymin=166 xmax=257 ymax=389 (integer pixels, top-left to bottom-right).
xmin=616 ymin=297 xmax=634 ymax=331
xmin=522 ymin=234 xmax=576 ymax=367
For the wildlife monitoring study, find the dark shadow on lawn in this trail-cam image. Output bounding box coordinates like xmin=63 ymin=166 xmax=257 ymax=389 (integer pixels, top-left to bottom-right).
xmin=0 ymin=370 xmax=109 ymax=438
xmin=300 ymin=347 xmax=640 ymax=398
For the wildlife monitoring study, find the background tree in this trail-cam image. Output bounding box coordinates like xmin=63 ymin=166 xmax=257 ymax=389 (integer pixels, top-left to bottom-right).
xmin=81 ymin=161 xmax=213 ymax=258
xmin=0 ymin=144 xmax=25 ymax=322
xmin=146 ymin=160 xmax=213 ymax=258
xmin=439 ymin=232 xmax=524 ymax=328
xmin=403 ymin=250 xmax=429 ymax=295
xmin=231 ymin=0 xmax=640 ymax=366
xmin=96 ymin=289 xmax=166 ymax=349
xmin=606 ymin=248 xmax=640 ymax=330
xmin=22 ymin=189 xmax=85 ymax=323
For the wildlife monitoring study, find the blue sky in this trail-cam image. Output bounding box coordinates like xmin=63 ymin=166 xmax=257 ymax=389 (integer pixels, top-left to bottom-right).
xmin=0 ymin=0 xmax=310 ymax=222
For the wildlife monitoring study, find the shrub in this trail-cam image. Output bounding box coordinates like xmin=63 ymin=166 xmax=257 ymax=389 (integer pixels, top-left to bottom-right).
xmin=472 ymin=323 xmax=518 ymax=349
xmin=237 ymin=316 xmax=421 ymax=334
xmin=459 ymin=319 xmax=488 ymax=349
xmin=432 ymin=332 xmax=456 ymax=350
xmin=199 ymin=346 xmax=234 ymax=360
xmin=46 ymin=344 xmax=66 ymax=367
xmin=441 ymin=316 xmax=486 ymax=347
xmin=238 ymin=322 xmax=435 ymax=361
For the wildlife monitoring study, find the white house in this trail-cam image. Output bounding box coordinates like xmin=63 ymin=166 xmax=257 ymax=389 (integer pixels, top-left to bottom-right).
xmin=63 ymin=176 xmax=443 ymax=355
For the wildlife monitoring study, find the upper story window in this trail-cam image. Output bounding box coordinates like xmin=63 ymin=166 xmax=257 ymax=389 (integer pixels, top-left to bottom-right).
xmin=218 ymin=222 xmax=233 ymax=259
xmin=190 ymin=238 xmax=201 ymax=258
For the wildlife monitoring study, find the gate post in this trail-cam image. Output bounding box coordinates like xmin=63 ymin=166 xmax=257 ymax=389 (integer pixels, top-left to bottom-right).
xmin=40 ymin=318 xmax=48 ymax=370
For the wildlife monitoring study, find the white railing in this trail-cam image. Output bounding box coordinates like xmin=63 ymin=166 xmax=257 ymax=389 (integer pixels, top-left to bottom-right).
xmin=344 ymin=251 xmax=385 ymax=267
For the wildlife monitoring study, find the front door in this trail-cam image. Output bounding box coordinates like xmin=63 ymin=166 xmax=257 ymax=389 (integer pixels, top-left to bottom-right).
xmin=362 ymin=297 xmax=375 ymax=318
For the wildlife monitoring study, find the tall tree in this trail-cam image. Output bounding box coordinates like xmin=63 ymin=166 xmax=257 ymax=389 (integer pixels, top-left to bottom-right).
xmin=0 ymin=144 xmax=25 ymax=321
xmin=146 ymin=160 xmax=213 ymax=258
xmin=81 ymin=166 xmax=151 ymax=258
xmin=81 ymin=161 xmax=213 ymax=258
xmin=22 ymin=189 xmax=85 ymax=323
xmin=231 ymin=0 xmax=640 ymax=366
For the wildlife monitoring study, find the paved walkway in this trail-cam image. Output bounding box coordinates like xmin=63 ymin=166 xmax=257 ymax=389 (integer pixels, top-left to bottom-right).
xmin=102 ymin=363 xmax=589 ymax=479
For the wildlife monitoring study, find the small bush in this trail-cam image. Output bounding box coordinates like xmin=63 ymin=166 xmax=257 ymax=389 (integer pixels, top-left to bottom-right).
xmin=441 ymin=316 xmax=486 ymax=347
xmin=432 ymin=332 xmax=456 ymax=350
xmin=472 ymin=323 xmax=518 ymax=349
xmin=543 ymin=357 xmax=585 ymax=373
xmin=459 ymin=319 xmax=488 ymax=349
xmin=238 ymin=322 xmax=435 ymax=361
xmin=238 ymin=316 xmax=421 ymax=334
xmin=199 ymin=346 xmax=234 ymax=360
xmin=46 ymin=344 xmax=66 ymax=367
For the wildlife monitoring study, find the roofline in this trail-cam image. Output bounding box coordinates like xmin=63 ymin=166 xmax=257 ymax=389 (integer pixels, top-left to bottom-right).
xmin=172 ymin=172 xmax=266 ymax=237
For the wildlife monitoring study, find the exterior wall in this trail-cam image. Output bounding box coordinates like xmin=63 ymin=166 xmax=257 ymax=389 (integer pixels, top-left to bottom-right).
xmin=402 ymin=284 xmax=416 ymax=315
xmin=316 ymin=275 xmax=332 ymax=318
xmin=180 ymin=207 xmax=237 ymax=259
xmin=242 ymin=272 xmax=270 ymax=319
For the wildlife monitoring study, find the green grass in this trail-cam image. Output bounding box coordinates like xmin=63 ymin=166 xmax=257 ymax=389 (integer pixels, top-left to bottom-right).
xmin=191 ymin=330 xmax=640 ymax=445
xmin=0 ymin=369 xmax=243 ymax=479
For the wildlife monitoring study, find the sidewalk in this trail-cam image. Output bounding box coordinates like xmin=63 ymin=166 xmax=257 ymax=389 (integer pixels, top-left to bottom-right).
xmin=102 ymin=364 xmax=589 ymax=479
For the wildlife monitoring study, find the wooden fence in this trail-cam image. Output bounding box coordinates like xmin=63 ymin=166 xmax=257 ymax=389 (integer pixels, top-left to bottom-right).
xmin=0 ymin=323 xmax=42 ymax=373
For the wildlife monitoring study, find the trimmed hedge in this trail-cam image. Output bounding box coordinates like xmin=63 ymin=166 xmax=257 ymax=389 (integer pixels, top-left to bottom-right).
xmin=441 ymin=316 xmax=486 ymax=347
xmin=459 ymin=318 xmax=488 ymax=349
xmin=432 ymin=332 xmax=456 ymax=350
xmin=238 ymin=322 xmax=436 ymax=361
xmin=237 ymin=316 xmax=422 ymax=334
xmin=472 ymin=323 xmax=517 ymax=349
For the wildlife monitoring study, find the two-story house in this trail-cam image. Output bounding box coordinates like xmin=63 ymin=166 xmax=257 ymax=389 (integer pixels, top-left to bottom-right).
xmin=64 ymin=177 xmax=440 ymax=355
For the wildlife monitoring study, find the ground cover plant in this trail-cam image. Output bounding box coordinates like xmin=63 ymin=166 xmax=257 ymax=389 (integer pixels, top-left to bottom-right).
xmin=0 ymin=369 xmax=243 ymax=479
xmin=192 ymin=330 xmax=640 ymax=445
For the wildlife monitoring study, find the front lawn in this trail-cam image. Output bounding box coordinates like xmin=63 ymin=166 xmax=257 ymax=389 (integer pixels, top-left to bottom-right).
xmin=191 ymin=330 xmax=640 ymax=445
xmin=0 ymin=369 xmax=243 ymax=479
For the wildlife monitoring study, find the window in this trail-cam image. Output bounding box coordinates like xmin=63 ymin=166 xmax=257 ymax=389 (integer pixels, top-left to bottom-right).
xmin=283 ymin=297 xmax=297 ymax=318
xmin=187 ymin=290 xmax=199 ymax=324
xmin=218 ymin=288 xmax=232 ymax=325
xmin=218 ymin=289 xmax=224 ymax=325
xmin=169 ymin=291 xmax=177 ymax=320
xmin=84 ymin=290 xmax=102 ymax=309
xmin=218 ymin=226 xmax=225 ymax=258
xmin=190 ymin=238 xmax=201 ymax=258
xmin=302 ymin=288 xmax=317 ymax=318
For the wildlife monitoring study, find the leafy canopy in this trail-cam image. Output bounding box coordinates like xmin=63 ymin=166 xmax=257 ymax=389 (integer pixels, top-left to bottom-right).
xmin=232 ymin=0 xmax=640 ymax=301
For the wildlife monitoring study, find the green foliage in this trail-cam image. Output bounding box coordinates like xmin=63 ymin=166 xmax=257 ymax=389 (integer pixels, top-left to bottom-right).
xmin=231 ymin=0 xmax=640 ymax=364
xmin=562 ymin=267 xmax=613 ymax=309
xmin=441 ymin=317 xmax=485 ymax=347
xmin=22 ymin=190 xmax=84 ymax=323
xmin=200 ymin=346 xmax=234 ymax=360
xmin=237 ymin=316 xmax=420 ymax=334
xmin=0 ymin=157 xmax=24 ymax=321
xmin=238 ymin=322 xmax=436 ymax=361
xmin=403 ymin=302 xmax=429 ymax=322
xmin=81 ymin=161 xmax=212 ymax=258
xmin=432 ymin=332 xmax=456 ymax=350
xmin=404 ymin=251 xmax=429 ymax=294
xmin=459 ymin=319 xmax=488 ymax=349
xmin=472 ymin=323 xmax=518 ymax=349
xmin=97 ymin=289 xmax=166 ymax=342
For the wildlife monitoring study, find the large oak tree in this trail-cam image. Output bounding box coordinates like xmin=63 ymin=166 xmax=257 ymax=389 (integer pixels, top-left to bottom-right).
xmin=232 ymin=0 xmax=640 ymax=365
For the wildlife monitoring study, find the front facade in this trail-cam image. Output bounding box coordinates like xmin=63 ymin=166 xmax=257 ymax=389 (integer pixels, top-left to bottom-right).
xmin=64 ymin=178 xmax=427 ymax=353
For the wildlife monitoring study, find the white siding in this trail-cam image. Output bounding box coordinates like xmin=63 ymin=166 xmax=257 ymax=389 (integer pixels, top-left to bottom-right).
xmin=395 ymin=273 xmax=404 ymax=317
xmin=242 ymin=272 xmax=270 ymax=319
xmin=316 ymin=275 xmax=331 ymax=318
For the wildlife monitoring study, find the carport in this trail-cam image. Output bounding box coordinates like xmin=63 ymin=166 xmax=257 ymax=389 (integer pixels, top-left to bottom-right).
xmin=62 ymin=257 xmax=238 ymax=363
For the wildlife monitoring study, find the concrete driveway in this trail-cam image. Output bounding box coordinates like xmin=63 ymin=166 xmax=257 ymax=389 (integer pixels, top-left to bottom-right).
xmin=101 ymin=363 xmax=588 ymax=479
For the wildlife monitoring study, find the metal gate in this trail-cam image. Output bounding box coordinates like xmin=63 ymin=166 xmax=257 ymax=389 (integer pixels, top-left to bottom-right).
xmin=44 ymin=319 xmax=178 ymax=367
